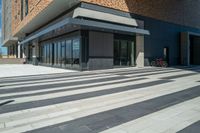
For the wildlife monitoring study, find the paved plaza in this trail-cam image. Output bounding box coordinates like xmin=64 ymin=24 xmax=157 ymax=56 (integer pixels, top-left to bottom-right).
xmin=0 ymin=65 xmax=76 ymax=78
xmin=0 ymin=66 xmax=200 ymax=133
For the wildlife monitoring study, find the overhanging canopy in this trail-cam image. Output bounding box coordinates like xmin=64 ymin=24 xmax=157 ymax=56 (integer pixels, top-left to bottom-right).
xmin=20 ymin=18 xmax=150 ymax=45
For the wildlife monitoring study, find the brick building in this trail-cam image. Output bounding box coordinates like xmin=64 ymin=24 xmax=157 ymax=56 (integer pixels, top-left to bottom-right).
xmin=2 ymin=0 xmax=200 ymax=70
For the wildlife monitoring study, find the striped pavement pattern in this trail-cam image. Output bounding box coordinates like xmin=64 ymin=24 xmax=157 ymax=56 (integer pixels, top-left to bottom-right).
xmin=0 ymin=66 xmax=200 ymax=133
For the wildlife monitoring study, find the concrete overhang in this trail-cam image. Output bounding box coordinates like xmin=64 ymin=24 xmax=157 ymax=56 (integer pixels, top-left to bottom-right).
xmin=20 ymin=18 xmax=150 ymax=45
xmin=2 ymin=37 xmax=18 ymax=47
xmin=73 ymin=8 xmax=138 ymax=27
xmin=14 ymin=0 xmax=80 ymax=37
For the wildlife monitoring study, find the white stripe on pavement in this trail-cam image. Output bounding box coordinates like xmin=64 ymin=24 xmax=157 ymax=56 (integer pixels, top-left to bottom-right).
xmin=100 ymin=97 xmax=200 ymax=133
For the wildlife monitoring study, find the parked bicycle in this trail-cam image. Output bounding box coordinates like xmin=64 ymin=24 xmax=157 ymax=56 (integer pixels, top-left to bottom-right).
xmin=151 ymin=58 xmax=168 ymax=67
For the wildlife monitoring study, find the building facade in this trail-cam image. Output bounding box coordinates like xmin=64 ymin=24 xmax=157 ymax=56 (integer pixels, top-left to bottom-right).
xmin=2 ymin=0 xmax=200 ymax=70
xmin=2 ymin=0 xmax=19 ymax=58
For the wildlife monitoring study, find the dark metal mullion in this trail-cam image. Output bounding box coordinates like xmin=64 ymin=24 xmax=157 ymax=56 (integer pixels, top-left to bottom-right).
xmin=64 ymin=41 xmax=66 ymax=67
xmin=119 ymin=40 xmax=122 ymax=66
xmin=71 ymin=40 xmax=73 ymax=67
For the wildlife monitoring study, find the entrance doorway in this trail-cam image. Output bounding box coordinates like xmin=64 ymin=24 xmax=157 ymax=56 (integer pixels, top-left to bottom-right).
xmin=114 ymin=39 xmax=135 ymax=67
xmin=190 ymin=35 xmax=200 ymax=65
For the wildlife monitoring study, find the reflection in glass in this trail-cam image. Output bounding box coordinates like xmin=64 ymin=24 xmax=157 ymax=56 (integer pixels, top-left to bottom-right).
xmin=50 ymin=43 xmax=52 ymax=65
xmin=57 ymin=42 xmax=61 ymax=65
xmin=114 ymin=40 xmax=120 ymax=66
xmin=114 ymin=39 xmax=135 ymax=66
xmin=72 ymin=39 xmax=80 ymax=66
xmin=39 ymin=37 xmax=80 ymax=69
xmin=120 ymin=40 xmax=128 ymax=66
xmin=54 ymin=42 xmax=57 ymax=65
xmin=61 ymin=41 xmax=66 ymax=68
xmin=66 ymin=40 xmax=72 ymax=66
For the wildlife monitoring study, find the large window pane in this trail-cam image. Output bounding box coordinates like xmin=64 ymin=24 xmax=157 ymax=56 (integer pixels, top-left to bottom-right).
xmin=128 ymin=41 xmax=135 ymax=66
xmin=44 ymin=45 xmax=46 ymax=63
xmin=57 ymin=42 xmax=61 ymax=65
xmin=42 ymin=45 xmax=45 ymax=63
xmin=46 ymin=44 xmax=50 ymax=64
xmin=54 ymin=42 xmax=57 ymax=65
xmin=114 ymin=39 xmax=135 ymax=66
xmin=114 ymin=40 xmax=120 ymax=66
xmin=66 ymin=40 xmax=72 ymax=66
xmin=50 ymin=43 xmax=53 ymax=65
xmin=72 ymin=39 xmax=80 ymax=66
xmin=120 ymin=40 xmax=128 ymax=66
xmin=61 ymin=41 xmax=66 ymax=68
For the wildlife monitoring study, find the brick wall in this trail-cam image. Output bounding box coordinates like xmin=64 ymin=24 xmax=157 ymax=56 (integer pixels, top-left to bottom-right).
xmin=12 ymin=0 xmax=53 ymax=36
xmin=12 ymin=0 xmax=200 ymax=36
xmin=81 ymin=0 xmax=200 ymax=29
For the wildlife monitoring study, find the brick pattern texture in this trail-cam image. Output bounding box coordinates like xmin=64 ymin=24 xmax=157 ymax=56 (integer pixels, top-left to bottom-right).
xmin=12 ymin=0 xmax=200 ymax=36
xmin=12 ymin=0 xmax=53 ymax=36
xmin=81 ymin=0 xmax=200 ymax=29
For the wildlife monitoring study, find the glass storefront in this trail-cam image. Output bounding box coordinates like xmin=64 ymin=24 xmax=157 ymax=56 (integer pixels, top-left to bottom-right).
xmin=36 ymin=31 xmax=136 ymax=70
xmin=114 ymin=38 xmax=136 ymax=67
xmin=27 ymin=44 xmax=33 ymax=62
xmin=39 ymin=37 xmax=80 ymax=69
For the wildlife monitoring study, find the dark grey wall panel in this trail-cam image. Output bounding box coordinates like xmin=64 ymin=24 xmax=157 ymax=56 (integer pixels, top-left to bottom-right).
xmin=88 ymin=31 xmax=114 ymax=70
xmin=139 ymin=16 xmax=200 ymax=66
xmin=88 ymin=58 xmax=113 ymax=70
xmin=89 ymin=31 xmax=114 ymax=57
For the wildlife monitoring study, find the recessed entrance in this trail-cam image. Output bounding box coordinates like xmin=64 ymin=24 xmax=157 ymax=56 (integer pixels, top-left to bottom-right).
xmin=190 ymin=35 xmax=200 ymax=65
xmin=114 ymin=38 xmax=136 ymax=67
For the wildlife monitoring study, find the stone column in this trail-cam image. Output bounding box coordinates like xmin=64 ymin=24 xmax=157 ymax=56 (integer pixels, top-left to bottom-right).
xmin=17 ymin=43 xmax=21 ymax=58
xmin=136 ymin=35 xmax=144 ymax=67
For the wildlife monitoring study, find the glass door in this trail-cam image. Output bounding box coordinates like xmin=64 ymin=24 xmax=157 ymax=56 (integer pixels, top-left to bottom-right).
xmin=128 ymin=41 xmax=135 ymax=66
xmin=120 ymin=40 xmax=128 ymax=66
xmin=114 ymin=40 xmax=120 ymax=66
xmin=114 ymin=40 xmax=135 ymax=67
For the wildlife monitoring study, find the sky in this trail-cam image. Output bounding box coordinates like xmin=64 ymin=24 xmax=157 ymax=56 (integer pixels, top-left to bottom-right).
xmin=0 ymin=0 xmax=7 ymax=55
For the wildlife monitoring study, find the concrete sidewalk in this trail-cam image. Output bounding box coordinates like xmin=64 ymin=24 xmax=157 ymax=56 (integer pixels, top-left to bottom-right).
xmin=0 ymin=65 xmax=76 ymax=78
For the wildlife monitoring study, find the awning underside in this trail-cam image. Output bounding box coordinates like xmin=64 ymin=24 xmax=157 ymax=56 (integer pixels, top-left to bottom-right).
xmin=20 ymin=18 xmax=150 ymax=45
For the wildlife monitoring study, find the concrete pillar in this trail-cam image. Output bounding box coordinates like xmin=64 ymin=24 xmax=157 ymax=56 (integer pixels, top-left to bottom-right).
xmin=32 ymin=40 xmax=39 ymax=65
xmin=17 ymin=44 xmax=21 ymax=58
xmin=180 ymin=32 xmax=190 ymax=66
xmin=136 ymin=35 xmax=144 ymax=67
xmin=23 ymin=45 xmax=27 ymax=59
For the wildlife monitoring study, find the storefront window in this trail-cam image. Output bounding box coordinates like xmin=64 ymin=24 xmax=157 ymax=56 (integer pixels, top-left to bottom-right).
xmin=72 ymin=39 xmax=80 ymax=66
xmin=39 ymin=36 xmax=80 ymax=69
xmin=66 ymin=40 xmax=72 ymax=67
xmin=61 ymin=41 xmax=66 ymax=68
xmin=54 ymin=42 xmax=58 ymax=65
xmin=49 ymin=43 xmax=53 ymax=65
xmin=42 ymin=45 xmax=45 ymax=63
xmin=114 ymin=39 xmax=135 ymax=66
xmin=57 ymin=42 xmax=61 ymax=65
